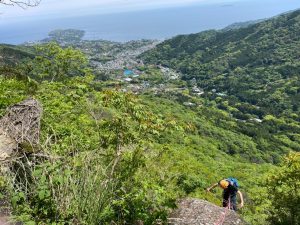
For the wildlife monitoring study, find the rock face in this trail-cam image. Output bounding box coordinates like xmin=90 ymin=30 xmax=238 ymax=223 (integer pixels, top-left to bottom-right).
xmin=0 ymin=99 xmax=42 ymax=224
xmin=0 ymin=99 xmax=42 ymax=161
xmin=0 ymin=131 xmax=16 ymax=161
xmin=168 ymin=198 xmax=247 ymax=225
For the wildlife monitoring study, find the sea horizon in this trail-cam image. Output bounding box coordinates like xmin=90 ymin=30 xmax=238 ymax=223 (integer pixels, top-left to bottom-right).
xmin=1 ymin=0 xmax=300 ymax=45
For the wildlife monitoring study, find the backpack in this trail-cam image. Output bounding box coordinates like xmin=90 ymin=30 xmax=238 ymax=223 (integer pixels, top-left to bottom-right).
xmin=226 ymin=177 xmax=239 ymax=188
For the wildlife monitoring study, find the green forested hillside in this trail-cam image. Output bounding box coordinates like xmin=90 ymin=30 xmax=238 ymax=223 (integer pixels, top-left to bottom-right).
xmin=221 ymin=19 xmax=264 ymax=31
xmin=0 ymin=71 xmax=276 ymax=225
xmin=0 ymin=45 xmax=34 ymax=65
xmin=141 ymin=9 xmax=300 ymax=117
xmin=141 ymin=10 xmax=300 ymax=165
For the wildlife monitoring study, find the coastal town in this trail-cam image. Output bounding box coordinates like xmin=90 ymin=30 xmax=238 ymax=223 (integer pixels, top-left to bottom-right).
xmin=27 ymin=29 xmax=210 ymax=106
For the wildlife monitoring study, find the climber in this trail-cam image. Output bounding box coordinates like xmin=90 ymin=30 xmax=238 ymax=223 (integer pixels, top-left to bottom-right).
xmin=206 ymin=178 xmax=244 ymax=211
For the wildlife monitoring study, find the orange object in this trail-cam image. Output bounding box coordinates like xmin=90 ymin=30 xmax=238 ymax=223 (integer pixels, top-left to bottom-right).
xmin=219 ymin=180 xmax=229 ymax=189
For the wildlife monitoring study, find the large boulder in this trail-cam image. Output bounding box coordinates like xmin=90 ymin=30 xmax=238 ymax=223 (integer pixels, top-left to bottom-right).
xmin=0 ymin=99 xmax=40 ymax=224
xmin=168 ymin=198 xmax=247 ymax=225
xmin=0 ymin=99 xmax=42 ymax=161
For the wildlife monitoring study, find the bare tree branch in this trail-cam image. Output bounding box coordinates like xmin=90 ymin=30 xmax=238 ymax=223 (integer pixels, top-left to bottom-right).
xmin=0 ymin=0 xmax=41 ymax=8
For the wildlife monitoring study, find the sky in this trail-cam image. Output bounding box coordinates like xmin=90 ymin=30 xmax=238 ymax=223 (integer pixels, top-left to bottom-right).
xmin=0 ymin=0 xmax=243 ymax=20
xmin=1 ymin=0 xmax=300 ymax=44
xmin=1 ymin=0 xmax=300 ymax=22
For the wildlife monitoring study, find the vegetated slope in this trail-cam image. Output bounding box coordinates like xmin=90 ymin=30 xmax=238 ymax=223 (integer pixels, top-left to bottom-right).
xmin=141 ymin=9 xmax=300 ymax=158
xmin=0 ymin=75 xmax=273 ymax=225
xmin=0 ymin=45 xmax=34 ymax=65
xmin=0 ymin=38 xmax=297 ymax=225
xmin=141 ymin=9 xmax=300 ymax=116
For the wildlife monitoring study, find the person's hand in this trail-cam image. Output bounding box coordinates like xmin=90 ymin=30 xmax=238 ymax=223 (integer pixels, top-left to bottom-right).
xmin=206 ymin=188 xmax=211 ymax=192
xmin=238 ymin=202 xmax=244 ymax=209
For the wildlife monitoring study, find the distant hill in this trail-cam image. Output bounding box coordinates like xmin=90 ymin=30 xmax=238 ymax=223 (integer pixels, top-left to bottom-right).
xmin=41 ymin=29 xmax=85 ymax=44
xmin=0 ymin=44 xmax=34 ymax=65
xmin=222 ymin=19 xmax=265 ymax=31
xmin=222 ymin=9 xmax=299 ymax=31
xmin=141 ymin=9 xmax=300 ymax=117
xmin=141 ymin=9 xmax=300 ymax=159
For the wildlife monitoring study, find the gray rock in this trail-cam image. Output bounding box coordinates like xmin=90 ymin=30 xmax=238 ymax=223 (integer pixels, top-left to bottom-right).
xmin=0 ymin=99 xmax=42 ymax=161
xmin=168 ymin=198 xmax=247 ymax=225
xmin=0 ymin=99 xmax=43 ymax=224
xmin=0 ymin=131 xmax=17 ymax=161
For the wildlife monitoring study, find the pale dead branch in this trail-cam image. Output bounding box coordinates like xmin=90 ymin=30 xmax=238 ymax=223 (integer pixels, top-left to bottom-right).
xmin=0 ymin=0 xmax=41 ymax=9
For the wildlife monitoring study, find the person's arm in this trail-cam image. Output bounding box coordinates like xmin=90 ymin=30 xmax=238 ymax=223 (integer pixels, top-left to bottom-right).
xmin=206 ymin=183 xmax=219 ymax=192
xmin=237 ymin=190 xmax=244 ymax=208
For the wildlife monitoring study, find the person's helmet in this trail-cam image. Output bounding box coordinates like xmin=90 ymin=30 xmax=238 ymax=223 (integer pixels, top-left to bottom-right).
xmin=219 ymin=180 xmax=229 ymax=189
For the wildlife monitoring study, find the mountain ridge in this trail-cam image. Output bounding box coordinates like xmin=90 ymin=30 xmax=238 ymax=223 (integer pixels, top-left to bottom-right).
xmin=140 ymin=8 xmax=300 ymax=162
xmin=141 ymin=8 xmax=300 ymax=118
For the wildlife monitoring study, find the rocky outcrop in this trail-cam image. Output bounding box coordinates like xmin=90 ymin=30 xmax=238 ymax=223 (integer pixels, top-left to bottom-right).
xmin=0 ymin=99 xmax=42 ymax=161
xmin=168 ymin=198 xmax=247 ymax=225
xmin=0 ymin=99 xmax=40 ymax=224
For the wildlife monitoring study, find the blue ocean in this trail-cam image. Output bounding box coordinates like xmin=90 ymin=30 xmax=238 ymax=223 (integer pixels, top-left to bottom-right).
xmin=1 ymin=0 xmax=300 ymax=44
